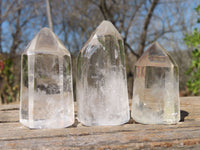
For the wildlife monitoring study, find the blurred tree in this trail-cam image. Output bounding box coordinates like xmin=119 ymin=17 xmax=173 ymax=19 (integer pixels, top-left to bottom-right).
xmin=46 ymin=0 xmax=53 ymax=31
xmin=0 ymin=1 xmax=16 ymax=53
xmin=184 ymin=5 xmax=200 ymax=95
xmin=0 ymin=0 xmax=2 ymax=53
xmin=0 ymin=0 xmax=45 ymax=103
xmin=0 ymin=0 xmax=198 ymax=103
xmin=50 ymin=0 xmax=197 ymax=97
xmin=0 ymin=54 xmax=19 ymax=103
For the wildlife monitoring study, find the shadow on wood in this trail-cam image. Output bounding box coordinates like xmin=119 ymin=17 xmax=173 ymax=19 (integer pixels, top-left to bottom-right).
xmin=180 ymin=110 xmax=189 ymax=122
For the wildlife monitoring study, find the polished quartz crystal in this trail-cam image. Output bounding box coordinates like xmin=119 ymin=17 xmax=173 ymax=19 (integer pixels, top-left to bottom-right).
xmin=76 ymin=21 xmax=130 ymax=126
xmin=20 ymin=28 xmax=74 ymax=129
xmin=132 ymin=42 xmax=180 ymax=124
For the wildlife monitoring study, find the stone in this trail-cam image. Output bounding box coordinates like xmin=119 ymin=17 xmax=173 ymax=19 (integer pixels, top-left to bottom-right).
xmin=131 ymin=42 xmax=180 ymax=124
xmin=20 ymin=28 xmax=74 ymax=129
xmin=76 ymin=20 xmax=130 ymax=126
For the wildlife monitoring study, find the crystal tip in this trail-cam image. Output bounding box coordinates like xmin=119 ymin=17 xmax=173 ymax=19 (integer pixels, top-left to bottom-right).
xmin=150 ymin=41 xmax=163 ymax=49
xmin=23 ymin=27 xmax=70 ymax=55
xmin=40 ymin=27 xmax=52 ymax=32
xmin=95 ymin=20 xmax=122 ymax=39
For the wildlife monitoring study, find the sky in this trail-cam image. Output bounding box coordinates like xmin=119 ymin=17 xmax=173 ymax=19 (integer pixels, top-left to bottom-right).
xmin=1 ymin=0 xmax=200 ymax=54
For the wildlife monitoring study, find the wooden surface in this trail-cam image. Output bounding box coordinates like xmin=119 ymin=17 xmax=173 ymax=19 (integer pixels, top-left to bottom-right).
xmin=0 ymin=97 xmax=200 ymax=149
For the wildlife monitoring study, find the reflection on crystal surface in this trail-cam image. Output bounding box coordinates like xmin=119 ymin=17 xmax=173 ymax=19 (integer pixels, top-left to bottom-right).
xmin=76 ymin=21 xmax=129 ymax=126
xmin=20 ymin=28 xmax=74 ymax=128
xmin=132 ymin=42 xmax=180 ymax=124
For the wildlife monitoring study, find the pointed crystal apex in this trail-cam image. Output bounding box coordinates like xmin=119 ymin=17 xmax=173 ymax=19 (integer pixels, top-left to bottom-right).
xmin=81 ymin=20 xmax=123 ymax=54
xmin=147 ymin=42 xmax=166 ymax=56
xmin=136 ymin=42 xmax=177 ymax=67
xmin=94 ymin=20 xmax=122 ymax=39
xmin=24 ymin=27 xmax=69 ymax=55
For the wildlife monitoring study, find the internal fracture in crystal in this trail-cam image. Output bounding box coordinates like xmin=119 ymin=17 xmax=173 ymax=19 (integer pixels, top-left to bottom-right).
xmin=20 ymin=28 xmax=74 ymax=129
xmin=131 ymin=42 xmax=180 ymax=124
xmin=76 ymin=21 xmax=130 ymax=126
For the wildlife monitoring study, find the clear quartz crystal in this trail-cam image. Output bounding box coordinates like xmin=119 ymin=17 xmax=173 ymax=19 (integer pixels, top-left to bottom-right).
xmin=131 ymin=42 xmax=180 ymax=124
xmin=20 ymin=28 xmax=74 ymax=129
xmin=76 ymin=21 xmax=130 ymax=126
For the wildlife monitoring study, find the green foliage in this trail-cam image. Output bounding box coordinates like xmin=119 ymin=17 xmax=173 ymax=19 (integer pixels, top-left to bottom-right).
xmin=184 ymin=29 xmax=200 ymax=47
xmin=184 ymin=6 xmax=200 ymax=95
xmin=196 ymin=7 xmax=200 ymax=23
xmin=0 ymin=55 xmax=19 ymax=103
xmin=185 ymin=49 xmax=200 ymax=95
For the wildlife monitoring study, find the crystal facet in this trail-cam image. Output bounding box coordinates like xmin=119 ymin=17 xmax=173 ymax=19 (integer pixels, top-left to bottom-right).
xmin=131 ymin=42 xmax=180 ymax=124
xmin=20 ymin=28 xmax=74 ymax=129
xmin=76 ymin=21 xmax=130 ymax=126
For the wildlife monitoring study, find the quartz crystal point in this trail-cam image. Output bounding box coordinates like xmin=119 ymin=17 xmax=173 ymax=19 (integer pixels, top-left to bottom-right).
xmin=76 ymin=21 xmax=130 ymax=126
xmin=132 ymin=42 xmax=180 ymax=124
xmin=20 ymin=28 xmax=74 ymax=129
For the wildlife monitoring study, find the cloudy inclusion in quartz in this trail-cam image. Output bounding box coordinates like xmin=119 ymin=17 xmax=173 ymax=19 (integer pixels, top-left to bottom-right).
xmin=132 ymin=42 xmax=180 ymax=124
xmin=76 ymin=21 xmax=130 ymax=126
xmin=20 ymin=28 xmax=74 ymax=129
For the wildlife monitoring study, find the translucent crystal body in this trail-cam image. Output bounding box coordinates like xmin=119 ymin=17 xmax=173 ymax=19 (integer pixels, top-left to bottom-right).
xmin=132 ymin=42 xmax=180 ymax=124
xmin=20 ymin=28 xmax=74 ymax=128
xmin=76 ymin=21 xmax=130 ymax=126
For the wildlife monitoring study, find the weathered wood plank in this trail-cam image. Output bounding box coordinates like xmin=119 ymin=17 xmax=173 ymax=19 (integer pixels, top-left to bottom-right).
xmin=180 ymin=97 xmax=200 ymax=122
xmin=0 ymin=121 xmax=200 ymax=149
xmin=0 ymin=104 xmax=19 ymax=111
xmin=0 ymin=123 xmax=200 ymax=149
xmin=0 ymin=97 xmax=199 ymax=149
xmin=0 ymin=121 xmax=199 ymax=140
xmin=0 ymin=109 xmax=19 ymax=123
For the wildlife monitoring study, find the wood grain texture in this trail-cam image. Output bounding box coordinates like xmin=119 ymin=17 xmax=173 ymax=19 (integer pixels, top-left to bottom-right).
xmin=0 ymin=97 xmax=199 ymax=149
